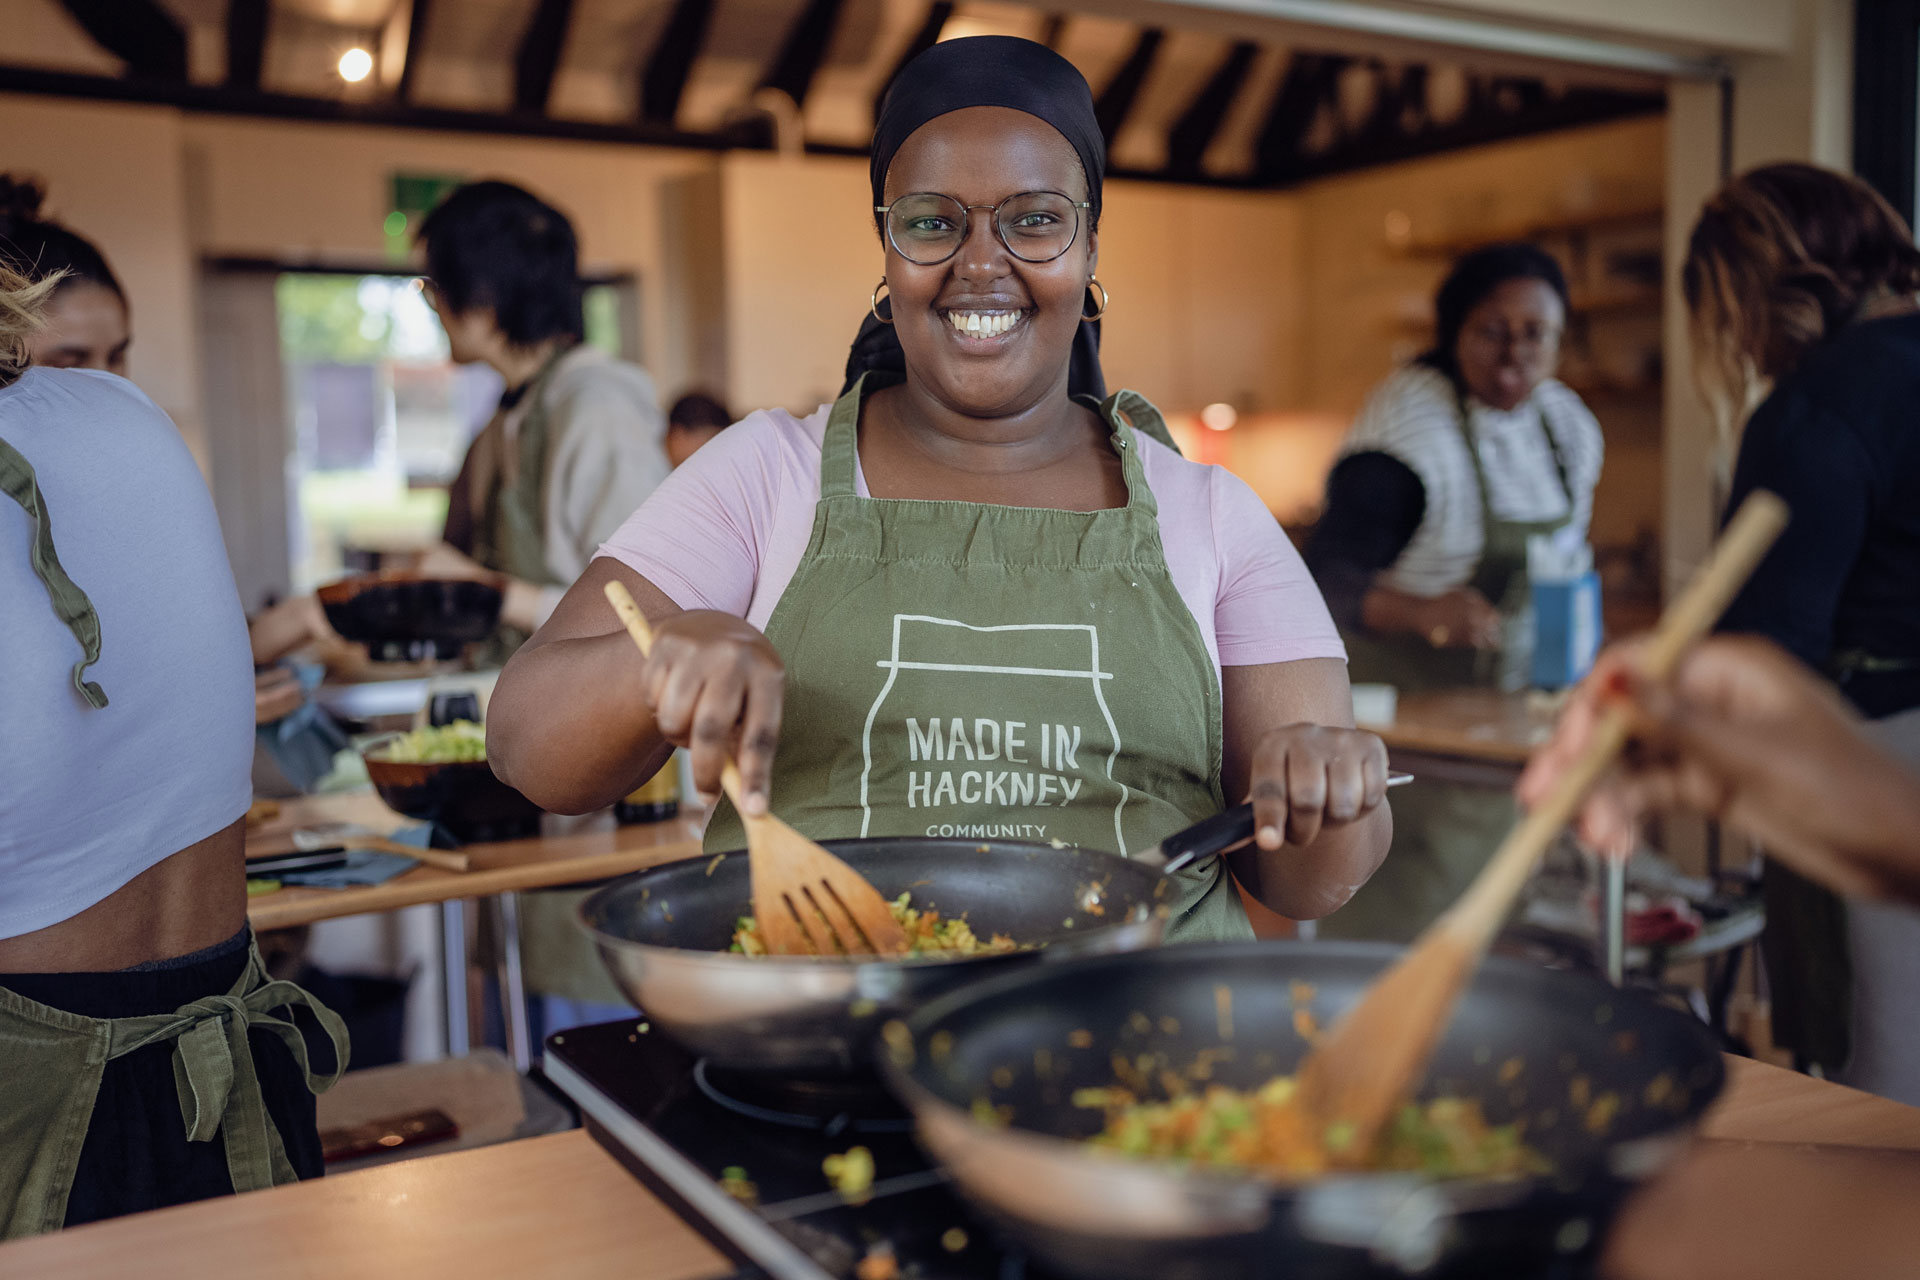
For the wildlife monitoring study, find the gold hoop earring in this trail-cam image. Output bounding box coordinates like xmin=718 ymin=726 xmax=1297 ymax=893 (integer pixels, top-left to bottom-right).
xmin=871 ymin=279 xmax=893 ymax=324
xmin=1082 ymin=277 xmax=1110 ymax=322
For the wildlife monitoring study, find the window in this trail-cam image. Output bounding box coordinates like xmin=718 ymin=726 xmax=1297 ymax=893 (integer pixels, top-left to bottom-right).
xmin=274 ymin=272 xmax=629 ymax=589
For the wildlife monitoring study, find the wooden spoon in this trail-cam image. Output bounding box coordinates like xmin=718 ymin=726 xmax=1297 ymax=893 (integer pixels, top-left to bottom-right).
xmin=603 ymin=581 xmax=911 ymax=958
xmin=1295 ymin=491 xmax=1790 ymax=1161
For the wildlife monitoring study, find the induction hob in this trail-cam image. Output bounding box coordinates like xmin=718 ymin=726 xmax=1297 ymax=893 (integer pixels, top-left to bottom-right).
xmin=545 ymin=1019 xmax=1599 ymax=1280
xmin=543 ymin=1018 xmax=1051 ymax=1280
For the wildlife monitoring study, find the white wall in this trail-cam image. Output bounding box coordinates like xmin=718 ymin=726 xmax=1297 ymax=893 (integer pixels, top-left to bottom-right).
xmin=181 ymin=115 xmax=719 ymax=391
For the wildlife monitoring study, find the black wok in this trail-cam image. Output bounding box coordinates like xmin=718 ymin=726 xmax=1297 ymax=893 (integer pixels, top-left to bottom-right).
xmin=878 ymin=941 xmax=1724 ymax=1280
xmin=578 ymin=836 xmax=1181 ymax=1074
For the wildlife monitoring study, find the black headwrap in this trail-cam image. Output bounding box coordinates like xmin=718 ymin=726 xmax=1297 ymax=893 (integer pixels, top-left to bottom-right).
xmin=841 ymin=36 xmax=1108 ymax=400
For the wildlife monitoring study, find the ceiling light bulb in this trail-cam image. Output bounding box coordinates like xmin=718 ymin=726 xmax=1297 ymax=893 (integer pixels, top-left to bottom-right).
xmin=1201 ymin=402 xmax=1238 ymax=432
xmin=338 ymin=47 xmax=373 ymax=83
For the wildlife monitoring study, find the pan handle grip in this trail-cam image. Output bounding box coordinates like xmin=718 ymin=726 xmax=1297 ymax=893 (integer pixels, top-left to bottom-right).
xmin=1157 ymin=802 xmax=1256 ymax=875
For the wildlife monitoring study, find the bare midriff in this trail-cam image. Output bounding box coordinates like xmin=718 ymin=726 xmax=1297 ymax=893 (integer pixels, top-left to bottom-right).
xmin=0 ymin=819 xmax=247 ymax=974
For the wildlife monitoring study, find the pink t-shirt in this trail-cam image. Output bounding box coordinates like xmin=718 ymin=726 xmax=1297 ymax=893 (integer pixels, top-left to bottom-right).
xmin=597 ymin=403 xmax=1345 ymax=679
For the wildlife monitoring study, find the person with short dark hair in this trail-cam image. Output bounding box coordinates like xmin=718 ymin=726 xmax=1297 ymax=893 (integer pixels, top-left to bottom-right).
xmin=1306 ymin=242 xmax=1604 ymax=941
xmin=665 ymin=391 xmax=732 ymax=468
xmin=414 ymin=181 xmax=672 ymax=1017
xmin=0 ymin=175 xmax=129 ymax=375
xmin=415 ymin=180 xmax=670 ymax=659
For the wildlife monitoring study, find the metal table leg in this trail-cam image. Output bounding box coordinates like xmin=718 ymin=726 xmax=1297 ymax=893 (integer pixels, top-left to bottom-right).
xmin=497 ymin=891 xmax=533 ymax=1073
xmin=1603 ymin=856 xmax=1627 ymax=986
xmin=441 ymin=898 xmax=470 ymax=1057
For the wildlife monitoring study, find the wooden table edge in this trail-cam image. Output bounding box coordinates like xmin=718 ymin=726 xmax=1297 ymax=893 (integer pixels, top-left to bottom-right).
xmin=248 ymin=835 xmax=706 ymax=929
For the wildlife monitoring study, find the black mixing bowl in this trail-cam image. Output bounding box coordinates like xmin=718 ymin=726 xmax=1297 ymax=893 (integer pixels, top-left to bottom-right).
xmin=318 ymin=572 xmax=503 ymax=662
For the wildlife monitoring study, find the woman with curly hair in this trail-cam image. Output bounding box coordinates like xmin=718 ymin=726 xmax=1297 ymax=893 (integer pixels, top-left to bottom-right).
xmin=1682 ymin=162 xmax=1920 ymax=1089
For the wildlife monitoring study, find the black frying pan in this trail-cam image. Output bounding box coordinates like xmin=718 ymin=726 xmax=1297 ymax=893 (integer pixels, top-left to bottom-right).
xmin=878 ymin=941 xmax=1724 ymax=1279
xmin=578 ymin=837 xmax=1175 ymax=1074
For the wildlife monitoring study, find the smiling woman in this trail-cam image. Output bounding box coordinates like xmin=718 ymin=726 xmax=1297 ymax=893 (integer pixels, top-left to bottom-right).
xmin=486 ymin=36 xmax=1393 ymax=940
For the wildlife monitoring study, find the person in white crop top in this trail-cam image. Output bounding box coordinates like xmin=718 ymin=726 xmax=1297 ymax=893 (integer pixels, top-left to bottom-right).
xmin=0 ymin=268 xmax=342 ymax=1237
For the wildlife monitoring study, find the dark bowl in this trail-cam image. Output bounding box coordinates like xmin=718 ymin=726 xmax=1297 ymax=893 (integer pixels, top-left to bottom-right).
xmin=318 ymin=572 xmax=504 ymax=662
xmin=361 ymin=737 xmax=543 ymax=842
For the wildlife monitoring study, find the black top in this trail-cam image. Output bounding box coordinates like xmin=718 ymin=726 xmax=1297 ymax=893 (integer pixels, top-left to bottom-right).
xmin=1303 ymin=451 xmax=1427 ymax=631
xmin=1720 ymin=313 xmax=1920 ymax=717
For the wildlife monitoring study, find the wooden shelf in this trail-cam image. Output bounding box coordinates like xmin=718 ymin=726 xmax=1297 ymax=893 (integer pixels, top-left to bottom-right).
xmin=1399 ymin=206 xmax=1664 ymax=259
xmin=1569 ymin=286 xmax=1661 ymax=315
xmin=1562 ymin=375 xmax=1661 ymax=399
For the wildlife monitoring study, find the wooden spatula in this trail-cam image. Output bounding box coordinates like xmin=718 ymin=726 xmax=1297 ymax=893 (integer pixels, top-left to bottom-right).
xmin=602 ymin=581 xmax=911 ymax=958
xmin=1295 ymin=491 xmax=1790 ymax=1161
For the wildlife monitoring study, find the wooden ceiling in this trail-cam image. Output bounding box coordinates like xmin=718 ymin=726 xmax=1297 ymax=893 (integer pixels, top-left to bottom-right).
xmin=6 ymin=0 xmax=1663 ymax=188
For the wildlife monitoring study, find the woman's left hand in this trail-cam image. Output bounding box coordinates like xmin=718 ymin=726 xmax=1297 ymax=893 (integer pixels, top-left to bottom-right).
xmin=1247 ymin=723 xmax=1391 ymax=849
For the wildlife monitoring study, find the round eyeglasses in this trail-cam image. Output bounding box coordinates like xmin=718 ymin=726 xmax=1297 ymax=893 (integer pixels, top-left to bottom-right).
xmin=875 ymin=191 xmax=1092 ymax=266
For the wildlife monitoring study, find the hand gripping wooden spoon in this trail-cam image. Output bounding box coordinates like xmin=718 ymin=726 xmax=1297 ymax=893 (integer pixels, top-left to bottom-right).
xmin=603 ymin=581 xmax=911 ymax=958
xmin=1294 ymin=491 xmax=1790 ymax=1162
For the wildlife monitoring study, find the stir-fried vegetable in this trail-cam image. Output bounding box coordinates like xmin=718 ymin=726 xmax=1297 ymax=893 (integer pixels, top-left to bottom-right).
xmin=1082 ymin=1075 xmax=1547 ymax=1179
xmin=377 ymin=720 xmax=488 ymax=763
xmin=730 ymin=892 xmax=1021 ymax=957
xmin=823 ymin=1146 xmax=876 ymax=1202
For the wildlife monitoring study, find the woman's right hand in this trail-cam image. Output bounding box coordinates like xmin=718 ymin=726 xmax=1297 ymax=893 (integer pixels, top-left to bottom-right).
xmin=638 ymin=610 xmax=786 ymax=815
xmin=1396 ymin=586 xmax=1502 ymax=649
xmin=1518 ymin=636 xmax=1920 ymax=903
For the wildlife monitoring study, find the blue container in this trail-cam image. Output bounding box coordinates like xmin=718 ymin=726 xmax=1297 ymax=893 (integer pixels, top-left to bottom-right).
xmin=1531 ymin=570 xmax=1602 ymax=690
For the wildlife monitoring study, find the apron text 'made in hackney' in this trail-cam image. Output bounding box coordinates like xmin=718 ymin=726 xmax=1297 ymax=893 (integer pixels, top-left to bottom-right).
xmin=702 ymin=374 xmax=1252 ymax=942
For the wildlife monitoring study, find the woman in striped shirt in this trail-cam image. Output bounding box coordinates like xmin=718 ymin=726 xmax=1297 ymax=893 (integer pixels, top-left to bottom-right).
xmin=1308 ymin=243 xmax=1603 ymax=940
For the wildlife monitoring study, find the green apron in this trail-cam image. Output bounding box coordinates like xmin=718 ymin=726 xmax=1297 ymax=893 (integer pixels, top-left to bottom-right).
xmin=0 ymin=436 xmax=348 ymax=1239
xmin=702 ymin=374 xmax=1248 ymax=943
xmin=470 ymin=344 xmax=577 ymax=667
xmin=1320 ymin=396 xmax=1573 ymax=942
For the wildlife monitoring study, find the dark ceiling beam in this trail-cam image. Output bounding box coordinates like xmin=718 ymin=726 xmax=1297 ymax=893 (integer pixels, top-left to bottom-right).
xmin=641 ymin=0 xmax=719 ymax=125
xmin=397 ymin=0 xmax=432 ymax=101
xmin=1094 ymin=28 xmax=1164 ymax=145
xmin=1253 ymin=51 xmax=1347 ymax=179
xmin=57 ymin=0 xmax=187 ymax=81
xmin=873 ymin=2 xmax=952 ymax=117
xmin=0 ymin=57 xmax=1660 ymax=195
xmin=1346 ymin=62 xmax=1417 ymax=147
xmin=1268 ymin=81 xmax=1660 ymax=186
xmin=225 ymin=0 xmax=269 ymax=90
xmin=513 ymin=0 xmax=575 ymax=113
xmin=760 ymin=0 xmax=849 ymax=110
xmin=1164 ymin=41 xmax=1257 ymax=180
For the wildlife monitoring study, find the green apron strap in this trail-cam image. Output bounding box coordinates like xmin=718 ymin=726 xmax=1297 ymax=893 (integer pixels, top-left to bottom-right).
xmin=1450 ymin=388 xmax=1573 ymax=528
xmin=108 ymin=955 xmax=349 ymax=1195
xmin=0 ymin=437 xmax=108 ymax=709
xmin=818 ymin=373 xmax=878 ymax=500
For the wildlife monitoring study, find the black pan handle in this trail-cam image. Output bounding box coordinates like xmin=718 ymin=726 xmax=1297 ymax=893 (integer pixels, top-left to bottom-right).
xmin=1154 ymin=803 xmax=1256 ymax=875
xmin=1149 ymin=773 xmax=1412 ymax=875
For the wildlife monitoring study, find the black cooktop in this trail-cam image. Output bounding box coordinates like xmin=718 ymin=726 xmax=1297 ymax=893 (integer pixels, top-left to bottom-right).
xmin=545 ymin=1020 xmax=1601 ymax=1280
xmin=544 ymin=1019 xmax=1053 ymax=1280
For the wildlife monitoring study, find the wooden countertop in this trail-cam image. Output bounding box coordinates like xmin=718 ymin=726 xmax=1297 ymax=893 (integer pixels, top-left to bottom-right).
xmin=1370 ymin=687 xmax=1559 ymax=766
xmin=246 ymin=792 xmax=705 ymax=931
xmin=5 ymin=1054 xmax=1916 ymax=1279
xmin=0 ymin=1132 xmax=726 ymax=1280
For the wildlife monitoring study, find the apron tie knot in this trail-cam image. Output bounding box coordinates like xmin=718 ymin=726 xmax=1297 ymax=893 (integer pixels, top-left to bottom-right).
xmin=107 ymin=956 xmax=350 ymax=1194
xmin=170 ymin=995 xmax=249 ymax=1143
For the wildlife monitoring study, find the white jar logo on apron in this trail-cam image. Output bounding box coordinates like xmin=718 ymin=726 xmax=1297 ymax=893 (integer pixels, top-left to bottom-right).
xmin=858 ymin=613 xmax=1129 ymax=850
